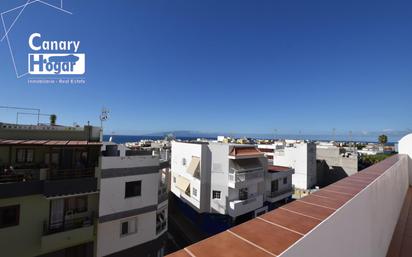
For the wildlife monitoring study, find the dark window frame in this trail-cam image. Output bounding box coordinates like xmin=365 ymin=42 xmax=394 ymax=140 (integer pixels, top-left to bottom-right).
xmin=125 ymin=181 xmax=142 ymax=198
xmin=0 ymin=205 xmax=20 ymax=229
xmin=16 ymin=148 xmax=35 ymax=163
xmin=271 ymin=179 xmax=279 ymax=192
xmin=283 ymin=177 xmax=288 ymax=184
xmin=212 ymin=190 xmax=221 ymax=199
xmin=64 ymin=196 xmax=88 ymax=214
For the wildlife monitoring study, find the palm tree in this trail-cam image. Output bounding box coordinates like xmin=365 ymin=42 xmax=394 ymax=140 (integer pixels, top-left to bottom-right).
xmin=50 ymin=114 xmax=57 ymax=126
xmin=378 ymin=134 xmax=388 ymax=146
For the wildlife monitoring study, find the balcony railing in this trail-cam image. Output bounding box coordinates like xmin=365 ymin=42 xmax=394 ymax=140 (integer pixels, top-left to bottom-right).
xmin=266 ymin=188 xmax=293 ymax=198
xmin=43 ymin=214 xmax=94 ymax=235
xmin=0 ymin=168 xmax=42 ymax=183
xmin=47 ymin=168 xmax=95 ymax=180
xmin=0 ymin=168 xmax=95 ymax=183
xmin=228 ymin=169 xmax=263 ymax=184
xmin=156 ymin=221 xmax=167 ymax=235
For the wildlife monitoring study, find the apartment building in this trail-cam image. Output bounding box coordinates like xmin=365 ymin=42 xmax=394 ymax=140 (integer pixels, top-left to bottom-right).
xmin=97 ymin=143 xmax=168 ymax=257
xmin=0 ymin=122 xmax=168 ymax=257
xmin=258 ymin=140 xmax=317 ymax=190
xmin=208 ymin=142 xmax=266 ymax=220
xmin=0 ymin=123 xmax=101 ymax=257
xmin=171 ymin=141 xmax=290 ymax=226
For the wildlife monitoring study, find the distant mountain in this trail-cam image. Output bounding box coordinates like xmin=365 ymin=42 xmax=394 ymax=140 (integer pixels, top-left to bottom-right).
xmin=143 ymin=130 xmax=220 ymax=138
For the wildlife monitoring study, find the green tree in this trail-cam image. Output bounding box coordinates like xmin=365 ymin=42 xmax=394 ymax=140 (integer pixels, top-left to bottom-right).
xmin=378 ymin=134 xmax=388 ymax=145
xmin=50 ymin=114 xmax=57 ymax=125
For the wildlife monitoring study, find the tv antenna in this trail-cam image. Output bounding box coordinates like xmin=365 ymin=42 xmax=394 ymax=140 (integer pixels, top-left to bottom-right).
xmin=100 ymin=107 xmax=110 ymax=131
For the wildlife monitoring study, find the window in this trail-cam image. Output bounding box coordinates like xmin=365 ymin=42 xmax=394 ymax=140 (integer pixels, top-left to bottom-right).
xmin=192 ymin=187 xmax=198 ymax=197
xmin=16 ymin=149 xmax=34 ymax=163
xmin=283 ymin=177 xmax=288 ymax=184
xmin=173 ymin=176 xmax=176 ymax=183
xmin=120 ymin=218 xmax=137 ymax=236
xmin=125 ymin=181 xmax=142 ymax=198
xmin=239 ymin=188 xmax=248 ymax=200
xmin=182 ymin=158 xmax=186 ymax=166
xmin=64 ymin=196 xmax=88 ymax=214
xmin=0 ymin=205 xmax=20 ymax=228
xmin=271 ymin=180 xmax=279 ymax=192
xmin=212 ymin=190 xmax=221 ymax=199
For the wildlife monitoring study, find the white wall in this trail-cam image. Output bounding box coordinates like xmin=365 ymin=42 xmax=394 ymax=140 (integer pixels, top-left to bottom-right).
xmin=171 ymin=142 xmax=211 ymax=212
xmin=399 ymin=133 xmax=412 ymax=185
xmin=99 ymin=173 xmax=159 ymax=216
xmin=101 ymin=155 xmax=158 ymax=169
xmin=280 ymin=155 xmax=409 ymax=257
xmin=97 ymin=211 xmax=156 ymax=257
xmin=272 ymin=143 xmax=316 ymax=189
xmin=209 ymin=143 xmax=230 ymax=215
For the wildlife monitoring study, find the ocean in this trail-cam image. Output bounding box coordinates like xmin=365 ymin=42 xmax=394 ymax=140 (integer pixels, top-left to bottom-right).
xmin=103 ymin=134 xmax=399 ymax=144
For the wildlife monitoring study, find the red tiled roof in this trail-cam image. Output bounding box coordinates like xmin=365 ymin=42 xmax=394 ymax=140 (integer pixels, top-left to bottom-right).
xmin=229 ymin=147 xmax=264 ymax=157
xmin=0 ymin=139 xmax=101 ymax=146
xmin=166 ymin=155 xmax=402 ymax=257
xmin=267 ymin=165 xmax=291 ymax=173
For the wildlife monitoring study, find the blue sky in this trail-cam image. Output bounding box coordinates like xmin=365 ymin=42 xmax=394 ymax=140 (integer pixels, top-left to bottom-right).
xmin=0 ymin=0 xmax=411 ymax=137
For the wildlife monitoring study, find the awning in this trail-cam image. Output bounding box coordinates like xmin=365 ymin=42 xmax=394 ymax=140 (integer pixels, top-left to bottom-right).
xmin=186 ymin=156 xmax=200 ymax=176
xmin=175 ymin=176 xmax=190 ymax=192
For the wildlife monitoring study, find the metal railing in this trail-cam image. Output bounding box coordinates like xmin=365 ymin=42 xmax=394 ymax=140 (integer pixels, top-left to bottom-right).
xmin=0 ymin=167 xmax=95 ymax=183
xmin=229 ymin=169 xmax=263 ymax=183
xmin=266 ymin=188 xmax=293 ymax=198
xmin=43 ymin=214 xmax=94 ymax=235
xmin=0 ymin=168 xmax=41 ymax=183
xmin=47 ymin=168 xmax=95 ymax=180
xmin=156 ymin=221 xmax=167 ymax=234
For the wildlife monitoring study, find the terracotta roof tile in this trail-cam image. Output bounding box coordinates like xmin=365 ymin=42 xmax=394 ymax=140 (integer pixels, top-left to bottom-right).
xmin=267 ymin=165 xmax=292 ymax=173
xmin=230 ymin=218 xmax=302 ymax=255
xmin=281 ymin=200 xmax=335 ymax=220
xmin=186 ymin=231 xmax=275 ymax=257
xmin=229 ymin=147 xmax=264 ymax=157
xmin=260 ymin=208 xmax=321 ymax=234
xmin=166 ymin=250 xmax=192 ymax=257
xmin=299 ymin=194 xmax=346 ymax=210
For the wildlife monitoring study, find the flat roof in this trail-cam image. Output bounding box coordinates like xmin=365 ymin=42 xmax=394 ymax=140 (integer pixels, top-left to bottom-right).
xmin=0 ymin=139 xmax=101 ymax=146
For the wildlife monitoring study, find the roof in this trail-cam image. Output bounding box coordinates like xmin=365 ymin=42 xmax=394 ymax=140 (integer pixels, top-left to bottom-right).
xmin=268 ymin=165 xmax=292 ymax=173
xmin=0 ymin=139 xmax=101 ymax=146
xmin=229 ymin=147 xmax=264 ymax=157
xmin=167 ymin=154 xmax=402 ymax=257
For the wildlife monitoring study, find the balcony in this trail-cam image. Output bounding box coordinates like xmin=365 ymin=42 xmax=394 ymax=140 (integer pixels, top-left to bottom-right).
xmin=228 ymin=194 xmax=263 ymax=217
xmin=166 ymin=133 xmax=412 ymax=257
xmin=0 ymin=168 xmax=97 ymax=198
xmin=158 ymin=183 xmax=168 ymax=203
xmin=41 ymin=215 xmax=95 ymax=253
xmin=156 ymin=221 xmax=167 ymax=235
xmin=266 ymin=188 xmax=293 ymax=202
xmin=228 ymin=169 xmax=264 ymax=188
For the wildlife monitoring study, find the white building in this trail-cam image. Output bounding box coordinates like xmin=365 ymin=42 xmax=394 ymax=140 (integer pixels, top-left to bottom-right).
xmin=171 ymin=141 xmax=281 ymax=221
xmin=170 ymin=141 xmax=211 ymax=213
xmin=97 ymin=143 xmax=168 ymax=257
xmin=209 ymin=143 xmax=266 ymax=218
xmin=258 ymin=140 xmax=317 ymax=190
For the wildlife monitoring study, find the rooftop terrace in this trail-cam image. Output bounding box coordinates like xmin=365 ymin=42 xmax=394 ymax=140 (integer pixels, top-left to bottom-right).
xmin=167 ymin=134 xmax=412 ymax=257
